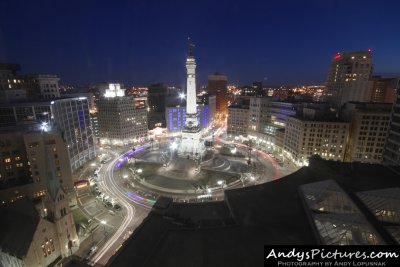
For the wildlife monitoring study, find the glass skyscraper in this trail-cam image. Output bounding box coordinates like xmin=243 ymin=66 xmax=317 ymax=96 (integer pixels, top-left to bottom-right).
xmin=51 ymin=97 xmax=96 ymax=172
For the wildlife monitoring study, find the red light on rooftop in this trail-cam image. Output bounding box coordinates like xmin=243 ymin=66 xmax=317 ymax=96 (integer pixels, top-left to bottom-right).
xmin=368 ymin=48 xmax=372 ymax=52
xmin=333 ymin=53 xmax=341 ymax=60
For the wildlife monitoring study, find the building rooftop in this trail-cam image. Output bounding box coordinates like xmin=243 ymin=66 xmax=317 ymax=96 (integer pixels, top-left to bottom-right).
xmin=289 ymin=114 xmax=346 ymax=123
xmin=107 ymin=157 xmax=400 ymax=267
xmin=345 ymin=101 xmax=393 ymax=112
xmin=228 ymin=104 xmax=249 ymax=109
xmin=0 ymin=198 xmax=40 ymax=259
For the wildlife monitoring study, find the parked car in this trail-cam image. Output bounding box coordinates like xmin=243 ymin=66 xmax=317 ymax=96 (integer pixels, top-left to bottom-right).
xmin=87 ymin=246 xmax=98 ymax=257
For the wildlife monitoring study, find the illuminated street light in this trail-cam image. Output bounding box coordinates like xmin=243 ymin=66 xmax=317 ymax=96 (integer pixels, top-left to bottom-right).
xmin=170 ymin=142 xmax=178 ymax=151
xmin=179 ymin=92 xmax=186 ymax=99
xmin=40 ymin=122 xmax=49 ymax=132
xmin=123 ymin=175 xmax=128 ymax=179
xmin=137 ymin=168 xmax=143 ymax=173
xmin=217 ymin=180 xmax=223 ymax=185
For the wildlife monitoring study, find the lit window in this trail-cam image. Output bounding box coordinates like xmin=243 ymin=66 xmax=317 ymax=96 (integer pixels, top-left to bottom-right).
xmin=4 ymin=158 xmax=11 ymax=163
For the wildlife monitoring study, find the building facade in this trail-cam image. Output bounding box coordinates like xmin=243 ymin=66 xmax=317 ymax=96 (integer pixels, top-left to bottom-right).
xmin=284 ymin=113 xmax=350 ymax=166
xmin=97 ymin=84 xmax=148 ymax=145
xmin=227 ymin=104 xmax=249 ymax=137
xmin=166 ymin=105 xmax=210 ymax=133
xmin=383 ymin=78 xmax=400 ymax=165
xmin=51 ymin=97 xmax=96 ymax=172
xmin=0 ymin=130 xmax=32 ymax=202
xmin=326 ymin=50 xmax=373 ymax=108
xmin=246 ymin=97 xmax=299 ymax=147
xmin=0 ymin=101 xmax=52 ymax=128
xmin=0 ymin=182 xmax=78 ymax=267
xmin=0 ymin=128 xmax=73 ymax=203
xmin=166 ymin=94 xmax=215 ymax=133
xmin=207 ymin=73 xmax=228 ymax=116
xmin=342 ymin=102 xmax=392 ymax=163
xmin=198 ymin=93 xmax=216 ymax=123
xmin=370 ymin=76 xmax=397 ymax=103
xmin=0 ymin=129 xmax=73 ymax=202
xmin=147 ymin=83 xmax=167 ymax=129
xmin=0 ymin=63 xmax=23 ymax=103
xmin=97 ymin=97 xmax=148 ymax=145
xmin=23 ymin=74 xmax=60 ymax=99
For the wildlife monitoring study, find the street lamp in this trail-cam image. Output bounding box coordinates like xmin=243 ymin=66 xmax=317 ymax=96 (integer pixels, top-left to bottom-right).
xmin=217 ymin=180 xmax=225 ymax=190
xmin=100 ymin=220 xmax=107 ymax=234
xmin=179 ymin=93 xmax=186 ymax=100
xmin=137 ymin=168 xmax=143 ymax=174
xmin=170 ymin=142 xmax=178 ymax=151
xmin=40 ymin=122 xmax=49 ymax=132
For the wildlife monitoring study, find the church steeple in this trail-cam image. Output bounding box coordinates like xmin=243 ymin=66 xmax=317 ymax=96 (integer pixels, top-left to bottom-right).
xmin=45 ymin=145 xmax=60 ymax=201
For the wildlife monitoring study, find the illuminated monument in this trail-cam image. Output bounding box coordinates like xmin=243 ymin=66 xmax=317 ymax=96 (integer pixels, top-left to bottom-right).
xmin=178 ymin=39 xmax=205 ymax=159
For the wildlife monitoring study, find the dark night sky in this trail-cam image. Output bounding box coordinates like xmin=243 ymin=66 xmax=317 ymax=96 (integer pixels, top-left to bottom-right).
xmin=0 ymin=0 xmax=399 ymax=86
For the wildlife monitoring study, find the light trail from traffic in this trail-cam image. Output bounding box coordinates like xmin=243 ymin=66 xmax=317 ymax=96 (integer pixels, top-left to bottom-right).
xmin=90 ymin=124 xmax=280 ymax=264
xmin=214 ymin=126 xmax=280 ymax=180
xmin=90 ymin=155 xmax=135 ymax=264
xmin=91 ymin=146 xmax=156 ymax=265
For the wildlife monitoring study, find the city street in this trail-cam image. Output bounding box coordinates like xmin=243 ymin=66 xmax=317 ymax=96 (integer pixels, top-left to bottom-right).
xmin=70 ymin=126 xmax=299 ymax=266
xmin=90 ymin=149 xmax=150 ymax=266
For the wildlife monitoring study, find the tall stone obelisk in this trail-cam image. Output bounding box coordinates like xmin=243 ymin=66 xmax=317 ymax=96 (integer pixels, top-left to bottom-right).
xmin=178 ymin=38 xmax=205 ymax=159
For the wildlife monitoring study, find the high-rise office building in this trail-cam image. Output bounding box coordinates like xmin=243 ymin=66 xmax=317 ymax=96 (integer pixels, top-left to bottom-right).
xmin=326 ymin=50 xmax=373 ymax=108
xmin=97 ymin=84 xmax=148 ymax=145
xmin=370 ymin=76 xmax=397 ymax=103
xmin=0 ymin=98 xmax=96 ymax=172
xmin=383 ymin=78 xmax=400 ymax=165
xmin=147 ymin=83 xmax=167 ymax=129
xmin=0 ymin=126 xmax=73 ymax=202
xmin=207 ymin=73 xmax=228 ymax=116
xmin=51 ymin=97 xmax=96 ymax=172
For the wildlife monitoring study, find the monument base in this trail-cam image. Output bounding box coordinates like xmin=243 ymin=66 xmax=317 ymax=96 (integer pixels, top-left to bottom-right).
xmin=178 ymin=129 xmax=205 ymax=159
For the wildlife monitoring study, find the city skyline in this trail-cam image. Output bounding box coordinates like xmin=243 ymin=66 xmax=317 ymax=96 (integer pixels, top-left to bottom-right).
xmin=1 ymin=0 xmax=400 ymax=86
xmin=1 ymin=1 xmax=400 ymax=265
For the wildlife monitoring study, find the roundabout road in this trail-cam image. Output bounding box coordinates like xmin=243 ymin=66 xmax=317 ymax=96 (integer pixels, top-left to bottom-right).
xmin=89 ymin=126 xmax=292 ymax=265
xmin=90 ymin=148 xmax=151 ymax=266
